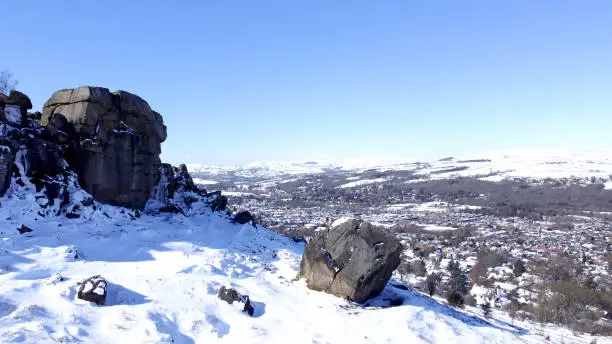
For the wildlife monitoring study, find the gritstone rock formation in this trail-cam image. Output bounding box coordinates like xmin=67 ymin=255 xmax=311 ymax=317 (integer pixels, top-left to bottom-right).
xmin=299 ymin=218 xmax=402 ymax=303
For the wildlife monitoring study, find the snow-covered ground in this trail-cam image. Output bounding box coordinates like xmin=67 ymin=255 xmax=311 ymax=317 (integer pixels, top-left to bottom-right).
xmin=1 ymin=193 xmax=609 ymax=343
xmin=337 ymin=178 xmax=388 ymax=189
xmin=192 ymin=178 xmax=219 ymax=186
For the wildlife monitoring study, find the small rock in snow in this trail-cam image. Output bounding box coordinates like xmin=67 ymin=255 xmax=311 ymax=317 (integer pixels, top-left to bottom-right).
xmin=217 ymin=286 xmax=255 ymax=316
xmin=77 ymin=275 xmax=107 ymax=305
xmin=17 ymin=225 xmax=33 ymax=234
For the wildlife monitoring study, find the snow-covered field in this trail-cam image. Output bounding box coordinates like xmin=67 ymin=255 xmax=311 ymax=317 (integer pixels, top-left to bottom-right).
xmin=192 ymin=178 xmax=218 ymax=186
xmin=187 ymin=149 xmax=612 ymax=183
xmin=1 ymin=192 xmax=608 ymax=343
xmin=337 ymin=178 xmax=388 ymax=189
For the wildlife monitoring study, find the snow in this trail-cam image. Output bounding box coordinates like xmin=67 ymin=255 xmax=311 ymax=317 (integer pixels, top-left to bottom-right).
xmin=421 ymin=224 xmax=457 ymax=232
xmin=222 ymin=191 xmax=255 ymax=197
xmin=193 ymin=178 xmax=219 ymax=185
xmin=0 ymin=178 xmax=607 ymax=343
xmin=4 ymin=105 xmax=21 ymax=125
xmin=187 ymin=149 xmax=612 ymax=184
xmin=331 ymin=217 xmax=353 ymax=228
xmin=337 ymin=178 xmax=388 ymax=189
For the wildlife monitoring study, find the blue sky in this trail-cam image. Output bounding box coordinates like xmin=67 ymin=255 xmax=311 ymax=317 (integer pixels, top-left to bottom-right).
xmin=3 ymin=1 xmax=612 ymax=165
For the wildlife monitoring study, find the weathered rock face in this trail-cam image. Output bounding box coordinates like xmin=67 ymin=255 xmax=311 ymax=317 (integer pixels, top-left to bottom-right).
xmin=1 ymin=91 xmax=33 ymax=195
xmin=42 ymin=86 xmax=167 ymax=209
xmin=299 ymin=219 xmax=402 ymax=303
xmin=0 ymin=145 xmax=14 ymax=195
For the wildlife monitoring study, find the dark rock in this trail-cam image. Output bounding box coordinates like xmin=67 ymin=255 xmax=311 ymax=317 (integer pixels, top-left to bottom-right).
xmin=41 ymin=86 xmax=167 ymax=209
xmin=0 ymin=146 xmax=14 ymax=196
xmin=209 ymin=192 xmax=227 ymax=212
xmin=7 ymin=90 xmax=32 ymax=110
xmin=217 ymin=286 xmax=255 ymax=316
xmin=81 ymin=196 xmax=94 ymax=207
xmin=22 ymin=139 xmax=64 ymax=182
xmin=298 ymin=219 xmax=402 ymax=303
xmin=44 ymin=113 xmax=77 ymax=144
xmin=66 ymin=205 xmax=81 ymax=218
xmin=77 ymin=275 xmax=107 ymax=305
xmin=291 ymin=236 xmax=307 ymax=244
xmin=231 ymin=211 xmax=254 ymax=224
xmin=242 ymin=295 xmax=254 ymax=316
xmin=17 ymin=225 xmax=33 ymax=234
xmin=27 ymin=111 xmax=42 ymax=120
xmin=159 ymin=205 xmax=183 ymax=214
xmin=218 ymin=285 xmax=241 ymax=304
xmin=173 ymin=164 xmax=197 ymax=192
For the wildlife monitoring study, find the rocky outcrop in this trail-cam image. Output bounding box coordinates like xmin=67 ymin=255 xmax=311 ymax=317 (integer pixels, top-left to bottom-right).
xmin=0 ymin=144 xmax=13 ymax=195
xmin=145 ymin=163 xmax=230 ymax=216
xmin=299 ymin=219 xmax=402 ymax=303
xmin=1 ymin=88 xmax=231 ymax=217
xmin=41 ymin=86 xmax=167 ymax=209
xmin=1 ymin=91 xmax=33 ymax=195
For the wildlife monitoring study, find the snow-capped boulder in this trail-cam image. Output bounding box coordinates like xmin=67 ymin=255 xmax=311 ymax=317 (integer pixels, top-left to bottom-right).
xmin=41 ymin=86 xmax=167 ymax=209
xmin=77 ymin=275 xmax=108 ymax=306
xmin=0 ymin=90 xmax=32 ymax=126
xmin=299 ymin=219 xmax=402 ymax=303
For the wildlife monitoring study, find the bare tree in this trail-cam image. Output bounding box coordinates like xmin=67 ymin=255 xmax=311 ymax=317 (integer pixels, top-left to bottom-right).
xmin=0 ymin=70 xmax=18 ymax=95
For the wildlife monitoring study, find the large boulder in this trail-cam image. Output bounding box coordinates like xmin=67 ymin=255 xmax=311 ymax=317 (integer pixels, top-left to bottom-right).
xmin=299 ymin=219 xmax=402 ymax=303
xmin=41 ymin=86 xmax=167 ymax=209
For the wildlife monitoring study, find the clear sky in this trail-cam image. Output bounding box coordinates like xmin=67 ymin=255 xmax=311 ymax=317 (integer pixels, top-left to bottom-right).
xmin=3 ymin=1 xmax=612 ymax=165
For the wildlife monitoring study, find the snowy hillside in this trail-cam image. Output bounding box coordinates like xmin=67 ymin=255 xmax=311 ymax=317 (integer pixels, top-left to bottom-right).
xmin=0 ymin=185 xmax=605 ymax=343
xmin=187 ymin=149 xmax=612 ymax=183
